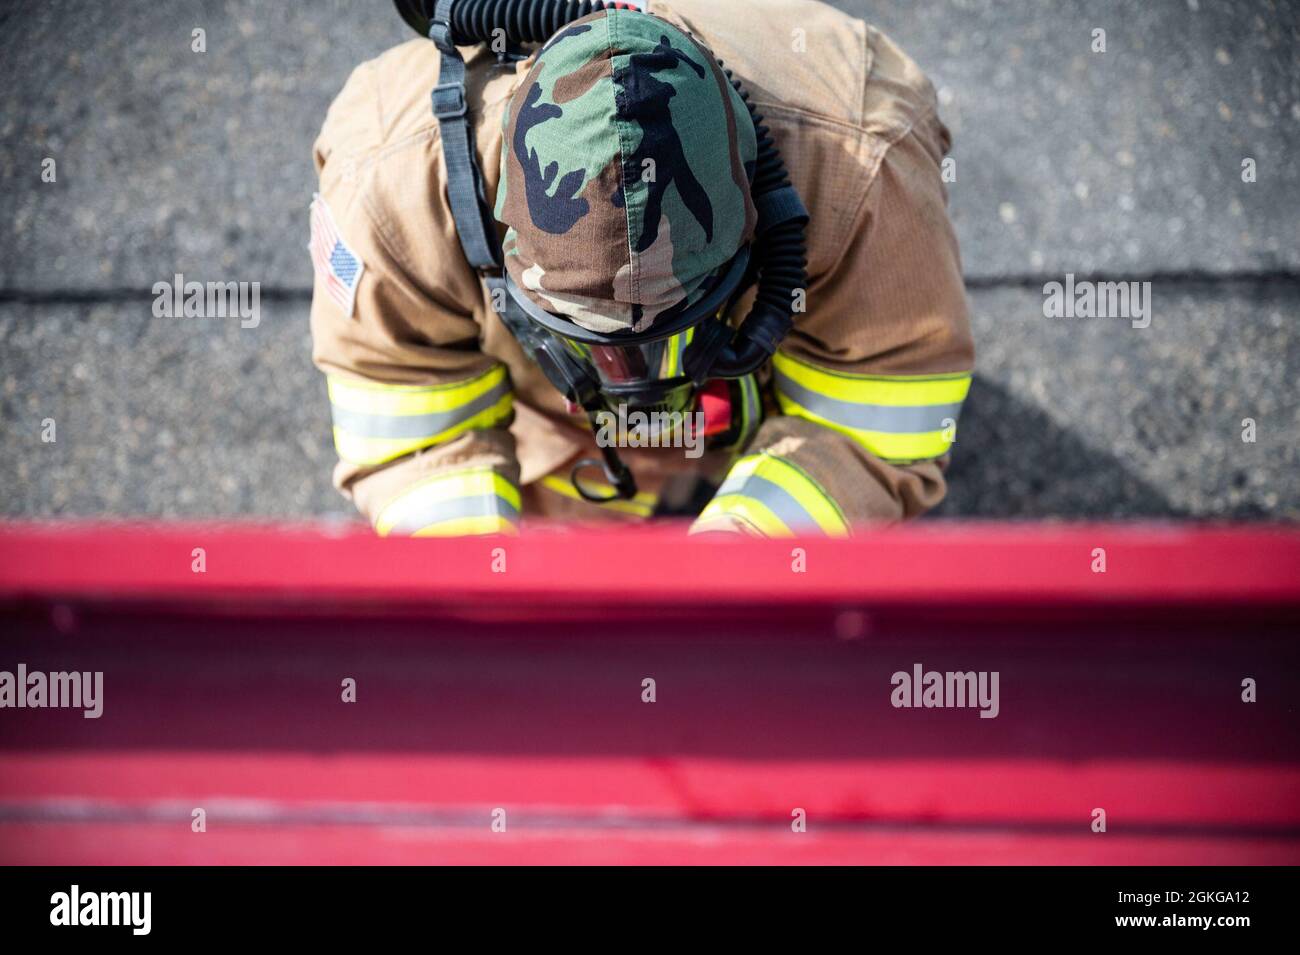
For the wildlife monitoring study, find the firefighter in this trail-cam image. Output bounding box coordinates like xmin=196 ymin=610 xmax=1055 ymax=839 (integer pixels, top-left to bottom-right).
xmin=308 ymin=0 xmax=973 ymax=537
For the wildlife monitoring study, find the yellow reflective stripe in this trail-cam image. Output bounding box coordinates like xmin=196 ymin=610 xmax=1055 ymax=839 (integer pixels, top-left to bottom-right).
xmin=333 ymin=392 xmax=513 ymax=467
xmin=328 ymin=366 xmax=514 ymax=467
xmin=772 ymin=352 xmax=970 ymax=463
xmin=539 ymin=475 xmax=658 ymax=518
xmin=328 ymin=365 xmax=508 ymax=417
xmin=698 ymin=493 xmax=792 ymax=537
xmin=744 ymin=454 xmax=848 ymax=533
xmin=664 ymin=333 xmax=681 ymax=378
xmin=773 ymin=392 xmax=954 ymax=461
xmin=564 ymin=340 xmax=593 ymax=360
xmin=662 ymin=327 xmax=697 ymax=379
xmin=410 ymin=515 xmax=518 ymax=538
xmin=374 ymin=468 xmax=520 ymax=537
xmin=772 ymin=352 xmax=971 ymax=406
xmin=717 ymin=452 xmax=850 ymax=536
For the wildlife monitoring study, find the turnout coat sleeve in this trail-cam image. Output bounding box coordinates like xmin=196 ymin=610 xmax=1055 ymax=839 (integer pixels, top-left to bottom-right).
xmin=693 ymin=107 xmax=975 ymax=536
xmin=309 ymin=56 xmax=521 ymax=537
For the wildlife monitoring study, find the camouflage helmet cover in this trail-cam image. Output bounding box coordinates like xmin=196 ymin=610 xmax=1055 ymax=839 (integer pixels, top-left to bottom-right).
xmin=495 ymin=9 xmax=758 ymax=334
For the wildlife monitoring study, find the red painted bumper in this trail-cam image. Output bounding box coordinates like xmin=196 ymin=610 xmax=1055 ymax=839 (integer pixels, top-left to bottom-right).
xmin=1 ymin=522 xmax=1297 ymax=865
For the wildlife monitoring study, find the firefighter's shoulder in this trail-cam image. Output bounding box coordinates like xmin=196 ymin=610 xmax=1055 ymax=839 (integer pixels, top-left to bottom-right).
xmin=316 ymin=39 xmax=440 ymax=169
xmin=668 ymin=0 xmax=939 ymax=137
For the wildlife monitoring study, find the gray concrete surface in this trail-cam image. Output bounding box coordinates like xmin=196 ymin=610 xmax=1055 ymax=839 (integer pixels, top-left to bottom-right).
xmin=936 ymin=279 xmax=1298 ymax=519
xmin=1 ymin=0 xmax=1297 ymax=520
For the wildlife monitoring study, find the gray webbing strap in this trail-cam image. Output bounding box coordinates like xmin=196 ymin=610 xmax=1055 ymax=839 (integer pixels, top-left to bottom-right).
xmin=429 ymin=0 xmax=502 ymax=273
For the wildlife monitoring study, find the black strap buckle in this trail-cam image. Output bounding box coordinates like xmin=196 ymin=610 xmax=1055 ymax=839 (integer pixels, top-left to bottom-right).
xmin=431 ymin=82 xmax=467 ymax=119
xmin=427 ymin=23 xmax=456 ymax=54
xmin=427 ymin=0 xmax=458 ymax=54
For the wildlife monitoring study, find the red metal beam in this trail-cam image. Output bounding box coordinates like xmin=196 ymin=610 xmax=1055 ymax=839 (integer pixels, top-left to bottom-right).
xmin=1 ymin=521 xmax=1297 ymax=864
xmin=1 ymin=521 xmax=1298 ymax=609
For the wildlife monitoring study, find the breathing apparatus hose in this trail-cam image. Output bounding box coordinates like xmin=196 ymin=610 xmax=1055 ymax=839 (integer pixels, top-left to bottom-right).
xmin=396 ymin=0 xmax=809 ymax=381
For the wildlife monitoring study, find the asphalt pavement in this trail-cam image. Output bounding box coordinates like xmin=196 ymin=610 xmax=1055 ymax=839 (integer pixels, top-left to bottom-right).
xmin=1 ymin=0 xmax=1296 ymax=519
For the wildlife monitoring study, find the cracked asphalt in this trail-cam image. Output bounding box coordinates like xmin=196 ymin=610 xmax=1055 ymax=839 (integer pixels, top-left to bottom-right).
xmin=1 ymin=0 xmax=1297 ymax=520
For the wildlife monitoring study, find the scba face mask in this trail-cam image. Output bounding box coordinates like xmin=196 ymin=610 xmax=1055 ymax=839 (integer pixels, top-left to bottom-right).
xmin=501 ymin=244 xmax=753 ymax=419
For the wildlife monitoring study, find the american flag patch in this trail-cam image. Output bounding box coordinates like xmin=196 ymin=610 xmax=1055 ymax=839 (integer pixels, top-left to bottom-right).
xmin=308 ymin=194 xmax=365 ymax=318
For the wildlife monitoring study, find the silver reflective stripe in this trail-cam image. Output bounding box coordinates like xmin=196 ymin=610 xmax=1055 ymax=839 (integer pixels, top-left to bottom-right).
xmin=773 ymin=372 xmax=963 ymax=433
xmin=385 ymin=490 xmax=520 ymax=536
xmin=330 ymin=378 xmax=510 ymax=439
xmin=715 ymin=472 xmax=821 ymax=533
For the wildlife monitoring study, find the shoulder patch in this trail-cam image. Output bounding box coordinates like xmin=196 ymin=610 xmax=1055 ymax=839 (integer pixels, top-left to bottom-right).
xmin=308 ymin=194 xmax=366 ymax=318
